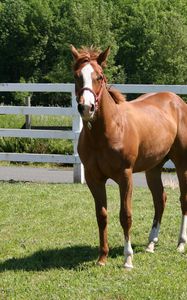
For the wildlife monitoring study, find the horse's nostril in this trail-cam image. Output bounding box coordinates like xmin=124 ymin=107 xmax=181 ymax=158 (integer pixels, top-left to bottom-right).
xmin=90 ymin=104 xmax=95 ymax=112
xmin=78 ymin=104 xmax=84 ymax=114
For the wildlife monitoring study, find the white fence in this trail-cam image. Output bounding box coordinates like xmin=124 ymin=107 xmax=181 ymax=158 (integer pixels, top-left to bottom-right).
xmin=0 ymin=83 xmax=187 ymax=182
xmin=0 ymin=83 xmax=85 ymax=183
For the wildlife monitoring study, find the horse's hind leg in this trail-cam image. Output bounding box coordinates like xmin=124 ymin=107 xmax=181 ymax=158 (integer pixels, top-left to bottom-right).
xmin=145 ymin=164 xmax=167 ymax=253
xmin=176 ymin=166 xmax=187 ymax=253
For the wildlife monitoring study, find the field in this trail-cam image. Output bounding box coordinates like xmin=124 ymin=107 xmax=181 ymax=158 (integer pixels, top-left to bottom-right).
xmin=0 ymin=182 xmax=186 ymax=299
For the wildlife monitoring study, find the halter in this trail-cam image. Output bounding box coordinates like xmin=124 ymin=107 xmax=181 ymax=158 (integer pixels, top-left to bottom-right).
xmin=77 ymin=75 xmax=106 ymax=110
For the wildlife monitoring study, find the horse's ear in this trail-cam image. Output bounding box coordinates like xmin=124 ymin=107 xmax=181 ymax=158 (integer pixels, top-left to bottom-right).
xmin=97 ymin=46 xmax=110 ymax=67
xmin=70 ymin=44 xmax=79 ymax=60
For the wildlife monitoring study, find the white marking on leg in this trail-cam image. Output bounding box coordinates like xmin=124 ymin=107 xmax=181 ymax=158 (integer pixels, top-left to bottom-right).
xmin=124 ymin=240 xmax=133 ymax=269
xmin=146 ymin=222 xmax=160 ymax=253
xmin=149 ymin=222 xmax=160 ymax=243
xmin=178 ymin=215 xmax=187 ymax=253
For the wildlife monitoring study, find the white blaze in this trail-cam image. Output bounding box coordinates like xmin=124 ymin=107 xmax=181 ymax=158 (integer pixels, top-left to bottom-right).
xmin=81 ymin=64 xmax=95 ymax=106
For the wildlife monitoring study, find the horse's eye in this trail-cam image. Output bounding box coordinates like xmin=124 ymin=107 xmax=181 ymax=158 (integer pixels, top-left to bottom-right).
xmin=97 ymin=75 xmax=103 ymax=81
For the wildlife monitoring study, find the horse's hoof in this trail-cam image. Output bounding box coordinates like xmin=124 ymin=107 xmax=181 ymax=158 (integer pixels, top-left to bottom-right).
xmin=124 ymin=262 xmax=133 ymax=269
xmin=177 ymin=243 xmax=185 ymax=253
xmin=146 ymin=247 xmax=154 ymax=253
xmin=96 ymin=261 xmax=105 ymax=266
xmin=124 ymin=255 xmax=133 ymax=269
xmin=146 ymin=242 xmax=155 ymax=253
xmin=96 ymin=260 xmax=106 ymax=266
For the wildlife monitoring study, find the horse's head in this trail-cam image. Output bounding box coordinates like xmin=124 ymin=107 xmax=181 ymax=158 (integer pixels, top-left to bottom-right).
xmin=71 ymin=45 xmax=110 ymax=121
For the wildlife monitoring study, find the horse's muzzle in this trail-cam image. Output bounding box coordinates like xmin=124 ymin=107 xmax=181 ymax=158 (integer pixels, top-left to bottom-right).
xmin=77 ymin=103 xmax=95 ymax=120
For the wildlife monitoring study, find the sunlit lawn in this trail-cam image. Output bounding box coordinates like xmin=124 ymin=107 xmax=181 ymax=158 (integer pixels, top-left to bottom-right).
xmin=0 ymin=182 xmax=186 ymax=299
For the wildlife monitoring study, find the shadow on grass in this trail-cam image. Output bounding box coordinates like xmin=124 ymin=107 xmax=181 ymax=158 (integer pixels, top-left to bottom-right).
xmin=0 ymin=243 xmax=146 ymax=272
xmin=0 ymin=245 xmax=98 ymax=272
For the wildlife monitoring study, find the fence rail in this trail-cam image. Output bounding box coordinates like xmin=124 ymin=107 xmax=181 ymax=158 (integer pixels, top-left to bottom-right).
xmin=0 ymin=106 xmax=75 ymax=116
xmin=0 ymin=128 xmax=77 ymax=139
xmin=1 ymin=83 xmax=187 ymax=94
xmin=0 ymin=83 xmax=186 ymax=182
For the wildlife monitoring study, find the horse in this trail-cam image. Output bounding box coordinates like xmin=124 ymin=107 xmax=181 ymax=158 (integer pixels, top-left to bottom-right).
xmin=71 ymin=45 xmax=187 ymax=268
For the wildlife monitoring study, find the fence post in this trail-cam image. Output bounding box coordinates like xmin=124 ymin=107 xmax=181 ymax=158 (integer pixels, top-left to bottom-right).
xmin=72 ymin=91 xmax=84 ymax=183
xmin=25 ymin=95 xmax=31 ymax=129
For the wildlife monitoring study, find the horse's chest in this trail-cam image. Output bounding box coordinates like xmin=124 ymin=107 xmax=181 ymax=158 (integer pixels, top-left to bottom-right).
xmin=86 ymin=147 xmax=123 ymax=179
xmin=78 ymin=129 xmax=133 ymax=180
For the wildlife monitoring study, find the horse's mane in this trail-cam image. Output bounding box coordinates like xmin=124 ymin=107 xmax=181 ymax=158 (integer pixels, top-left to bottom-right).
xmin=73 ymin=46 xmax=101 ymax=72
xmin=77 ymin=46 xmax=101 ymax=60
xmin=107 ymin=86 xmax=126 ymax=104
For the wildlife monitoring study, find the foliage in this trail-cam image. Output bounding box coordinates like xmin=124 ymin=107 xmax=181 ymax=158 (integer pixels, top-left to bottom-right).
xmin=13 ymin=77 xmax=31 ymax=105
xmin=46 ymin=0 xmax=125 ymax=84
xmin=114 ymin=0 xmax=187 ymax=84
xmin=0 ymin=0 xmax=55 ymax=82
xmin=0 ymin=183 xmax=186 ymax=299
xmin=0 ymin=0 xmax=187 ymax=105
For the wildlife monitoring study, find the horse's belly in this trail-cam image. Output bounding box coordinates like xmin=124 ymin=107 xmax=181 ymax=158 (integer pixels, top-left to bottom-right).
xmin=133 ymin=156 xmax=166 ymax=172
xmin=96 ymin=151 xmax=123 ymax=179
xmin=133 ymin=115 xmax=177 ymax=172
xmin=133 ymin=142 xmax=172 ymax=172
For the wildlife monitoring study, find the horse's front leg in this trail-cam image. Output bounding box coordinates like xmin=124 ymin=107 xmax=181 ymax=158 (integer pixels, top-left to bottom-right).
xmin=119 ymin=169 xmax=133 ymax=269
xmin=85 ymin=172 xmax=108 ymax=266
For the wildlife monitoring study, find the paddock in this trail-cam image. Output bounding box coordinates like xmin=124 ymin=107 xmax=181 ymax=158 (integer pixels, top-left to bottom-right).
xmin=0 ymin=182 xmax=186 ymax=299
xmin=0 ymin=83 xmax=186 ymax=298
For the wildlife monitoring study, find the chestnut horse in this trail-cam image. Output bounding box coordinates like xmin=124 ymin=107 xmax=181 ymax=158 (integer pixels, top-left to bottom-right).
xmin=71 ymin=45 xmax=187 ymax=268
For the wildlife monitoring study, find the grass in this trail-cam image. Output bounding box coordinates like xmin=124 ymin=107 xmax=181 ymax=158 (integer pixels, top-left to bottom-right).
xmin=0 ymin=114 xmax=72 ymax=128
xmin=0 ymin=183 xmax=186 ymax=299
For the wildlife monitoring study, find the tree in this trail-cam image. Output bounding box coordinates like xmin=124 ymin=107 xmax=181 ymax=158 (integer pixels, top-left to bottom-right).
xmin=1 ymin=0 xmax=187 ymax=105
xmin=47 ymin=0 xmax=125 ymax=84
xmin=0 ymin=0 xmax=65 ymax=104
xmin=114 ymin=0 xmax=187 ymax=84
xmin=0 ymin=0 xmax=62 ymax=83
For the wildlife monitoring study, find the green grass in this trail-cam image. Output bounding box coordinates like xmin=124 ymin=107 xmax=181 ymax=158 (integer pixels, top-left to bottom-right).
xmin=0 ymin=183 xmax=186 ymax=299
xmin=0 ymin=114 xmax=72 ymax=128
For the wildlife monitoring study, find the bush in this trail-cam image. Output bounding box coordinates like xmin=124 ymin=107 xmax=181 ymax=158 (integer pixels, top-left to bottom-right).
xmin=0 ymin=137 xmax=73 ymax=155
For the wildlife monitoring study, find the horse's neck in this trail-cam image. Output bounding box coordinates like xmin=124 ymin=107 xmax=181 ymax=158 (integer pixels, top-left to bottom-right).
xmin=83 ymin=87 xmax=119 ymax=142
xmin=99 ymin=87 xmax=117 ymax=121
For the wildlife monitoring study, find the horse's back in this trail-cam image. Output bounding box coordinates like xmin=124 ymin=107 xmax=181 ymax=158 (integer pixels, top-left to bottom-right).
xmin=131 ymin=92 xmax=187 ymax=132
xmin=132 ymin=91 xmax=185 ymax=109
